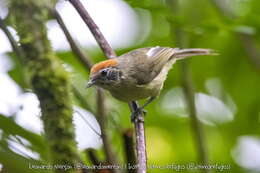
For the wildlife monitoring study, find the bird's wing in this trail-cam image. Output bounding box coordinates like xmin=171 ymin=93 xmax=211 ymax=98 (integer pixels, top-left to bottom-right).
xmin=119 ymin=47 xmax=177 ymax=85
xmin=118 ymin=47 xmax=214 ymax=85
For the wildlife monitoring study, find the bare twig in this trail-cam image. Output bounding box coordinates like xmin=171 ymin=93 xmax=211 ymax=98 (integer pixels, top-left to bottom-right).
xmin=54 ymin=6 xmax=119 ymax=170
xmin=53 ymin=9 xmax=93 ymax=69
xmin=0 ymin=17 xmax=24 ymax=61
xmin=128 ymin=102 xmax=147 ymax=173
xmin=181 ymin=62 xmax=209 ymax=171
xmin=72 ymin=85 xmax=95 ymax=113
xmin=167 ymin=0 xmax=209 ymax=171
xmin=123 ymin=129 xmax=137 ymax=173
xmin=0 ymin=17 xmax=28 ymax=88
xmin=68 ymin=0 xmax=116 ymax=59
xmin=68 ymin=0 xmax=147 ymax=172
xmin=96 ymin=87 xmax=119 ymax=169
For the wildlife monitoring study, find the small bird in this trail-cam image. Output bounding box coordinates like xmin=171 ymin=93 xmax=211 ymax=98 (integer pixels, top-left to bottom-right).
xmin=87 ymin=47 xmax=214 ymax=118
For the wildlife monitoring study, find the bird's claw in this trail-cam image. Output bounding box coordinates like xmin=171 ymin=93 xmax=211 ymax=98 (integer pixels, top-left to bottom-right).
xmin=131 ymin=107 xmax=146 ymax=122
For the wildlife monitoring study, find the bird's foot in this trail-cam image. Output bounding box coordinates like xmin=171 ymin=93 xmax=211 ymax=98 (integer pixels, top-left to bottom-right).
xmin=131 ymin=107 xmax=147 ymax=123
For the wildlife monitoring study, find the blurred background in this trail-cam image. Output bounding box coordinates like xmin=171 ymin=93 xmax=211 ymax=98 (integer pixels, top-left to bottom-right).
xmin=0 ymin=0 xmax=260 ymax=172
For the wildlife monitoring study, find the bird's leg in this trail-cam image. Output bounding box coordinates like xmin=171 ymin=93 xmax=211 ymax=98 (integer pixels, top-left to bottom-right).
xmin=131 ymin=96 xmax=156 ymax=122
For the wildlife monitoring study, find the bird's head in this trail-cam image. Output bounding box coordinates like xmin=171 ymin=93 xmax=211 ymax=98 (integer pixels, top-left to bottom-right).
xmin=87 ymin=59 xmax=121 ymax=89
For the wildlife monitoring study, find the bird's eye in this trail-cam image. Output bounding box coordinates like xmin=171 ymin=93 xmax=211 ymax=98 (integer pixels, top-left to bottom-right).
xmin=100 ymin=69 xmax=108 ymax=76
xmin=99 ymin=68 xmax=118 ymax=81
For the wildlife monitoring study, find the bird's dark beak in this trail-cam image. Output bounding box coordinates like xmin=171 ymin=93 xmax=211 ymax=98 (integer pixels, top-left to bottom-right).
xmin=86 ymin=79 xmax=95 ymax=88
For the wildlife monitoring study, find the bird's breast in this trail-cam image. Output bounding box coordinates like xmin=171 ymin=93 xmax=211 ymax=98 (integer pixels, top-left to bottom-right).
xmin=108 ymin=84 xmax=159 ymax=102
xmin=108 ymin=73 xmax=167 ymax=102
xmin=105 ymin=60 xmax=175 ymax=102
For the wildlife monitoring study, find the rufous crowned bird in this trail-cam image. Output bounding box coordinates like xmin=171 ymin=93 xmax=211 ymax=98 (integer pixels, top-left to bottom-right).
xmin=87 ymin=46 xmax=214 ymax=119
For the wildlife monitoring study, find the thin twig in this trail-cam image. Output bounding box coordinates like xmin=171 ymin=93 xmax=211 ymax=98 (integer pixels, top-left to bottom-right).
xmin=72 ymin=85 xmax=95 ymax=113
xmin=128 ymin=102 xmax=147 ymax=173
xmin=54 ymin=6 xmax=119 ymax=170
xmin=75 ymin=110 xmax=101 ymax=137
xmin=9 ymin=0 xmax=86 ymax=171
xmin=181 ymin=62 xmax=209 ymax=171
xmin=0 ymin=16 xmax=27 ymax=87
xmin=0 ymin=17 xmax=28 ymax=88
xmin=167 ymin=0 xmax=209 ymax=171
xmin=53 ymin=9 xmax=93 ymax=69
xmin=68 ymin=1 xmax=147 ymax=172
xmin=123 ymin=129 xmax=137 ymax=173
xmin=68 ymin=0 xmax=116 ymax=59
xmin=96 ymin=87 xmax=119 ymax=169
xmin=3 ymin=8 xmax=91 ymax=173
xmin=0 ymin=17 xmax=25 ymax=61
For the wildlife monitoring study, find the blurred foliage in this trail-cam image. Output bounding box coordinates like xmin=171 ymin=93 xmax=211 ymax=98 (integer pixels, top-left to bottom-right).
xmin=0 ymin=114 xmax=50 ymax=172
xmin=1 ymin=0 xmax=260 ymax=172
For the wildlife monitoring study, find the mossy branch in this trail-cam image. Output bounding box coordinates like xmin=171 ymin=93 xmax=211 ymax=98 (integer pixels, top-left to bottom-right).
xmin=9 ymin=1 xmax=80 ymax=172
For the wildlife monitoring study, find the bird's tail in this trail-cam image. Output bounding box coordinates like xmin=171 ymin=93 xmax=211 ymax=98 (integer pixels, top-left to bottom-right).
xmin=174 ymin=48 xmax=218 ymax=59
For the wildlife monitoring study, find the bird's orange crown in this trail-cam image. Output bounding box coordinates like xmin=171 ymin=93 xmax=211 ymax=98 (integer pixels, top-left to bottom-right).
xmin=90 ymin=59 xmax=118 ymax=75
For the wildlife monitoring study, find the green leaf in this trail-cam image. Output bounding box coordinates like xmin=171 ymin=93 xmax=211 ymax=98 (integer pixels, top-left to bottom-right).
xmin=0 ymin=115 xmax=49 ymax=161
xmin=0 ymin=149 xmax=50 ymax=173
xmin=7 ymin=53 xmax=28 ymax=89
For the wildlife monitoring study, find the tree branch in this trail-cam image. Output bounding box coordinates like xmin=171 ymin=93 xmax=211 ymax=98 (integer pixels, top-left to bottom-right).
xmin=68 ymin=0 xmax=116 ymax=59
xmin=0 ymin=17 xmax=24 ymax=61
xmin=53 ymin=9 xmax=93 ymax=69
xmin=128 ymin=102 xmax=147 ymax=173
xmin=68 ymin=0 xmax=147 ymax=172
xmin=72 ymin=85 xmax=94 ymax=114
xmin=181 ymin=62 xmax=209 ymax=171
xmin=96 ymin=87 xmax=119 ymax=170
xmin=8 ymin=1 xmax=80 ymax=172
xmin=123 ymin=129 xmax=137 ymax=173
xmin=54 ymin=7 xmax=119 ymax=170
xmin=0 ymin=17 xmax=28 ymax=88
xmin=167 ymin=0 xmax=209 ymax=170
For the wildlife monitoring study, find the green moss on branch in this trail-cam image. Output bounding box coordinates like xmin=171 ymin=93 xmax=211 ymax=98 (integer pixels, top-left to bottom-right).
xmin=9 ymin=0 xmax=79 ymax=172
